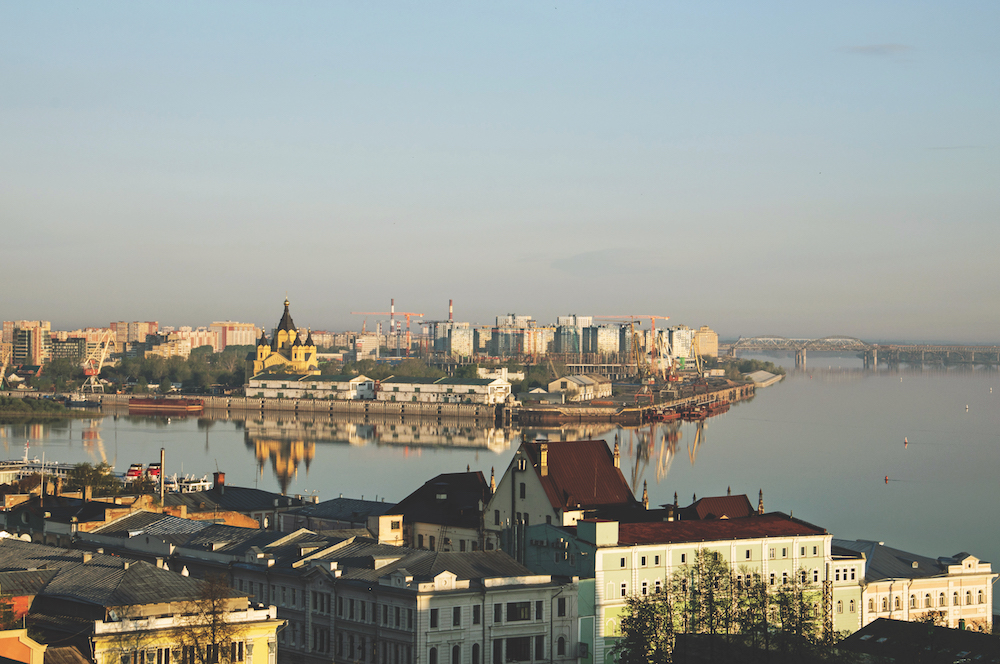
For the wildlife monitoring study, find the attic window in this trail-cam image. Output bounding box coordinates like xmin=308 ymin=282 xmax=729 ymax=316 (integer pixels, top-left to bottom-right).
xmin=436 ymin=493 xmax=447 ymax=501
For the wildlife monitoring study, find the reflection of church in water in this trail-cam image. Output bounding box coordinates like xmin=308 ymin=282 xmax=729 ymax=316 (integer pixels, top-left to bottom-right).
xmin=247 ymin=436 xmax=315 ymax=495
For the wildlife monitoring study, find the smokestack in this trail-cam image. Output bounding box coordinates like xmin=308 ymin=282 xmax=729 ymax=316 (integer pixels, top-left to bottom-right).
xmin=214 ymin=471 xmax=226 ymax=495
xmin=642 ymin=481 xmax=648 ymax=509
xmin=159 ymin=448 xmax=165 ymax=504
xmin=758 ymin=489 xmax=764 ymax=515
xmin=449 ymin=299 xmax=453 ymax=322
xmin=391 ymin=298 xmax=395 ymax=335
xmin=540 ymin=444 xmax=548 ymax=477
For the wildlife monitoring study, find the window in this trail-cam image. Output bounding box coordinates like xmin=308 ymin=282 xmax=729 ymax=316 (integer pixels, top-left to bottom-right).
xmin=408 ymin=609 xmax=413 ymax=629
xmin=383 ymin=605 xmax=388 ymax=625
xmin=620 ymin=557 xmax=626 ymax=568
xmin=546 ymin=516 xmax=551 ymax=525
xmin=473 ymin=605 xmax=481 ymax=624
xmin=979 ymin=590 xmax=985 ymax=604
xmin=361 ymin=601 xmax=366 ymax=622
xmin=453 ymin=606 xmax=461 ymax=626
xmin=909 ymin=595 xmax=916 ymax=609
xmin=557 ymin=638 xmax=566 ymax=656
xmin=868 ymin=598 xmax=874 ymax=612
xmin=418 ymin=534 xmax=424 ymax=549
xmin=621 ymin=583 xmax=627 ymax=597
xmin=924 ymin=594 xmax=931 ymax=608
xmin=460 ymin=540 xmax=466 ymax=552
xmin=800 ymin=569 xmax=807 ymax=583
xmin=849 ymin=600 xmax=855 ymax=613
xmin=745 ymin=550 xmax=751 ymax=560
xmin=507 ymin=602 xmax=531 ymax=622
xmin=881 ymin=597 xmax=887 ymax=612
xmin=452 ymin=646 xmax=460 ymax=664
xmin=349 ymin=599 xmax=355 ymax=620
xmin=472 ymin=644 xmax=480 ymax=664
xmin=519 ymin=483 xmax=526 ymax=499
xmin=835 ymin=569 xmax=841 ymax=581
xmin=850 ymin=568 xmax=856 ymax=580
xmin=430 ymin=609 xmax=438 ymax=628
xmin=894 ymin=596 xmax=900 ymax=610
xmin=641 ymin=581 xmax=648 ymax=596
xmin=494 ymin=510 xmax=500 ymax=526
xmin=781 ymin=547 xmax=787 ymax=558
xmin=801 ymin=547 xmax=805 ymax=556
xmin=535 ymin=636 xmax=544 ymax=661
xmin=395 ymin=606 xmax=401 ymax=627
xmin=493 ymin=641 xmax=503 ymax=664
xmin=953 ymin=592 xmax=959 ymax=606
xmin=939 ymin=593 xmax=945 ymax=607
xmin=557 ymin=598 xmax=566 ymax=617
xmin=966 ymin=591 xmax=972 ymax=605
xmin=535 ymin=601 xmax=543 ymax=620
xmin=813 ymin=546 xmax=818 ymax=555
xmin=769 ymin=573 xmax=775 ymax=586
xmin=654 ymin=555 xmax=660 ymax=565
xmin=836 ymin=601 xmax=843 ymax=614
xmin=338 ymin=596 xmax=343 ymax=616
xmin=641 ymin=556 xmax=647 ymax=567
xmin=505 ymin=638 xmax=530 ymax=662
xmin=782 ymin=571 xmax=788 ymax=585
xmin=428 ymin=648 xmax=437 ymax=664
xmin=813 ymin=570 xmax=819 ymax=583
xmin=494 ymin=604 xmax=503 ymax=623
xmin=769 ymin=548 xmax=775 ymax=559
xmin=429 ymin=536 xmax=436 ymax=550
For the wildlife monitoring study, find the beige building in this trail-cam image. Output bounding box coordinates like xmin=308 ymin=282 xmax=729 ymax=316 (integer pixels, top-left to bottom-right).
xmin=547 ymin=374 xmax=612 ymax=402
xmin=377 ymin=376 xmax=512 ymax=404
xmin=693 ymin=325 xmax=719 ymax=357
xmin=246 ymin=373 xmax=376 ymax=400
xmin=834 ymin=539 xmax=996 ymax=631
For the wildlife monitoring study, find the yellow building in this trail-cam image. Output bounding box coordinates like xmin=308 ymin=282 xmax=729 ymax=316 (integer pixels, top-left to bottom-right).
xmin=250 ymin=299 xmax=319 ymax=377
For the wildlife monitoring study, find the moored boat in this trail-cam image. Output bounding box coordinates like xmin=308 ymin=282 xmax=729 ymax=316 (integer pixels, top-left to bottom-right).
xmin=128 ymin=397 xmax=204 ymax=414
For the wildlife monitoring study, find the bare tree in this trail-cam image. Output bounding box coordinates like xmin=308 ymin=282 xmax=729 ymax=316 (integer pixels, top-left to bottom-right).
xmin=176 ymin=573 xmax=246 ymax=664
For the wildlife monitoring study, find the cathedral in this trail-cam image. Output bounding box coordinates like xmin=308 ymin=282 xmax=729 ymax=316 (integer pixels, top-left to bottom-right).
xmin=249 ymin=299 xmax=319 ymax=377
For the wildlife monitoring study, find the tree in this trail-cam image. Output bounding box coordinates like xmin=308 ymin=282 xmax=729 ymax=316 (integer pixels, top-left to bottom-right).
xmin=176 ymin=573 xmax=245 ymax=664
xmin=159 ymin=377 xmax=174 ymax=394
xmin=67 ymin=462 xmax=123 ymax=496
xmin=611 ymin=592 xmax=675 ymax=664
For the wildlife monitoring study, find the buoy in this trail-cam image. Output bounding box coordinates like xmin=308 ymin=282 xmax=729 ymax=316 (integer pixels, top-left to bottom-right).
xmin=966 ymin=405 xmax=969 ymax=411
xmin=885 ymin=475 xmax=889 ymax=484
xmin=904 ymin=437 xmax=908 ymax=448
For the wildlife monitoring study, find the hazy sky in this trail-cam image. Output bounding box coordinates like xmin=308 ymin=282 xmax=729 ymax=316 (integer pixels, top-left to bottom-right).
xmin=3 ymin=2 xmax=998 ymax=342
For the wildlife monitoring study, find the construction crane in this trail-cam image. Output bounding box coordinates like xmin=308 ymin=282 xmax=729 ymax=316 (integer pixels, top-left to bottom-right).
xmin=351 ymin=301 xmax=424 ymax=357
xmin=0 ymin=344 xmax=10 ymax=390
xmin=81 ymin=330 xmax=117 ymax=393
xmin=594 ymin=315 xmax=670 ymax=381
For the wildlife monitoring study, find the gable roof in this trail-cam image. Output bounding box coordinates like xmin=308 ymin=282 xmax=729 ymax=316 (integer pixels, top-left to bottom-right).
xmin=615 ymin=513 xmax=827 ymax=546
xmin=521 ymin=440 xmax=638 ymax=511
xmin=832 ymin=539 xmax=972 ymax=582
xmin=680 ymin=495 xmax=754 ymax=520
xmin=392 ymin=473 xmax=489 ymax=530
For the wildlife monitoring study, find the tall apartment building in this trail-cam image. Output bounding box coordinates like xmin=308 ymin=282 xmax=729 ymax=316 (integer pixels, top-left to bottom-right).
xmin=210 ymin=321 xmax=259 ymax=350
xmin=693 ymin=325 xmax=719 ymax=357
xmin=8 ymin=322 xmax=52 ymax=365
xmin=582 ymin=325 xmax=620 ymax=355
xmin=110 ymin=321 xmax=158 ymax=345
xmin=668 ymin=325 xmax=694 ymax=359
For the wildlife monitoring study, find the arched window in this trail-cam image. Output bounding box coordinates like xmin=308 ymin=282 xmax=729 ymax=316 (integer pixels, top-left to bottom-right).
xmin=641 ymin=581 xmax=648 ymax=596
xmin=939 ymin=593 xmax=945 ymax=607
xmin=924 ymin=594 xmax=931 ymax=608
xmin=849 ymin=599 xmax=856 ymax=613
xmin=836 ymin=601 xmax=843 ymax=614
xmin=472 ymin=644 xmax=480 ymax=664
xmin=978 ymin=590 xmax=985 ymax=604
xmin=909 ymin=595 xmax=916 ymax=608
xmin=868 ymin=598 xmax=874 ymax=612
xmin=966 ymin=591 xmax=972 ymax=605
xmin=429 ymin=536 xmax=436 ymax=551
xmin=894 ymin=596 xmax=900 ymax=610
xmin=557 ymin=638 xmax=566 ymax=656
xmin=429 ymin=648 xmax=437 ymax=664
xmin=452 ymin=645 xmax=460 ymax=664
xmin=953 ymin=592 xmax=959 ymax=606
xmin=881 ymin=597 xmax=888 ymax=612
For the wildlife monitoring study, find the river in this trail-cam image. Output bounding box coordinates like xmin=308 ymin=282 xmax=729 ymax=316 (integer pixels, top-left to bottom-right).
xmin=3 ymin=353 xmax=999 ymax=571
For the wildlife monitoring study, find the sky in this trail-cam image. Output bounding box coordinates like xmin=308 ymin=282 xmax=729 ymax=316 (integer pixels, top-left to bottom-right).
xmin=2 ymin=2 xmax=999 ymax=343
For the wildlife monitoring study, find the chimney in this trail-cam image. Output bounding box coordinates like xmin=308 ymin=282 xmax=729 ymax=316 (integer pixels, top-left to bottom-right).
xmin=613 ymin=440 xmax=620 ymax=469
xmin=214 ymin=472 xmax=225 ymax=495
xmin=82 ymin=552 xmax=93 ymax=563
xmin=539 ymin=444 xmax=548 ymax=477
xmin=84 ymin=485 xmax=93 ymax=502
xmin=674 ymin=492 xmax=678 ymax=508
xmin=758 ymin=489 xmax=764 ymax=515
xmin=727 ymin=486 xmax=731 ymax=496
xmin=55 ymin=476 xmax=63 ymax=496
xmin=311 ymin=495 xmax=319 ymax=504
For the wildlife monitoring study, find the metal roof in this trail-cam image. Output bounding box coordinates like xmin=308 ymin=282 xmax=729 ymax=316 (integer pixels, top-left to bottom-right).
xmin=616 ymin=513 xmax=827 ymax=546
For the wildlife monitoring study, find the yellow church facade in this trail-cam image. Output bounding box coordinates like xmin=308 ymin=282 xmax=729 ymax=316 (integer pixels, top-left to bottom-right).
xmin=249 ymin=299 xmax=319 ymax=377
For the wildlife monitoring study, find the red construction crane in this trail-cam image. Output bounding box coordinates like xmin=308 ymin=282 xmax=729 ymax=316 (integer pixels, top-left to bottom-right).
xmin=351 ymin=304 xmax=424 ymax=357
xmin=595 ymin=315 xmax=670 ymax=380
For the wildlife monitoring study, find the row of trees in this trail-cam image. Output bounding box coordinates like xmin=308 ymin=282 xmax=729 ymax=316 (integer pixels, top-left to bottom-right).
xmin=613 ymin=550 xmax=840 ymax=664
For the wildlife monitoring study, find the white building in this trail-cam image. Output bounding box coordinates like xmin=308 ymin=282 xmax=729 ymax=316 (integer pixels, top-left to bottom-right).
xmin=834 ymin=539 xmax=996 ymax=632
xmin=246 ymin=373 xmax=376 ymax=400
xmin=377 ymin=376 xmax=511 ymax=404
xmin=547 ymin=375 xmax=613 ymax=402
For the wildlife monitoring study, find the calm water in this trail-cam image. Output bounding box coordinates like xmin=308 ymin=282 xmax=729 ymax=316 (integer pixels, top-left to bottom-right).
xmin=4 ymin=354 xmax=1000 ymax=569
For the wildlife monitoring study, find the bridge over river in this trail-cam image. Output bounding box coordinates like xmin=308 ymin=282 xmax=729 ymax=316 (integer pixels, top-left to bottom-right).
xmin=722 ymin=336 xmax=1000 ymax=369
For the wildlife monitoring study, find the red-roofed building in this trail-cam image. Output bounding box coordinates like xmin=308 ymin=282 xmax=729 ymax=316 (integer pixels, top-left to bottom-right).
xmin=483 ymin=439 xmax=641 ymax=563
xmin=546 ymin=511 xmax=863 ymax=664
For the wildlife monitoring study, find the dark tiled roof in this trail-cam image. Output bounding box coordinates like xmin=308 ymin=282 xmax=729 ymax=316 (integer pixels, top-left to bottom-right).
xmin=838 ymin=618 xmax=1000 ymax=663
xmin=832 ymin=539 xmax=959 ymax=582
xmin=680 ymin=495 xmax=754 ymax=520
xmin=94 ymin=511 xmax=211 ymax=538
xmin=615 ymin=513 xmax=827 ymax=545
xmin=392 ymin=473 xmax=488 ymax=530
xmin=523 ymin=440 xmax=638 ymax=511
xmin=0 ymin=569 xmax=58 ymax=595
xmin=284 ymin=497 xmax=395 ymax=522
xmin=276 ymin=300 xmax=296 ymax=332
xmin=164 ymin=485 xmax=305 ymax=514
